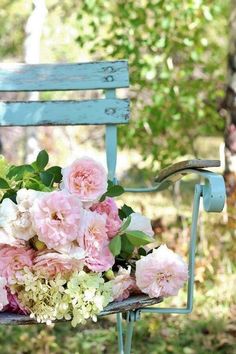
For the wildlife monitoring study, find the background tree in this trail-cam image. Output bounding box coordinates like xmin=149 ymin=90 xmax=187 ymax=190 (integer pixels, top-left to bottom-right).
xmin=0 ymin=0 xmax=229 ymax=172
xmin=222 ymin=0 xmax=236 ymax=201
xmin=76 ymin=0 xmax=228 ymax=170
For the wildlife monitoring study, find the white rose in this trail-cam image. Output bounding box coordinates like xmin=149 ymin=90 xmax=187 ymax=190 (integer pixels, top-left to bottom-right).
xmin=0 ymin=194 xmax=36 ymax=243
xmin=0 ymin=198 xmax=20 ymax=245
xmin=16 ymin=188 xmax=45 ymax=212
xmin=126 ymin=212 xmax=154 ymax=237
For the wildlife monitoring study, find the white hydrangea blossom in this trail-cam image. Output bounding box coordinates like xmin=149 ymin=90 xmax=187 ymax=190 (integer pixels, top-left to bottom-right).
xmin=11 ymin=269 xmax=113 ymax=326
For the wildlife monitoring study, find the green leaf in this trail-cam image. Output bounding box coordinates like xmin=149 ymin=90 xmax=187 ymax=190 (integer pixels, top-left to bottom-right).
xmin=106 ymin=184 xmax=124 ymax=197
xmin=107 ymin=179 xmax=114 ymax=189
xmin=0 ymin=156 xmax=10 ymax=179
xmin=109 ymin=235 xmax=121 ymax=256
xmin=7 ymin=165 xmax=34 ymax=181
xmin=118 ymin=215 xmax=131 ymax=235
xmin=0 ymin=177 xmax=10 ymax=189
xmin=138 ymin=247 xmax=147 ymax=256
xmin=24 ymin=178 xmax=51 ymax=192
xmin=100 ymin=183 xmax=125 ymax=202
xmin=40 ymin=172 xmax=54 ymax=187
xmin=46 ymin=166 xmax=62 ymax=183
xmin=120 ymin=235 xmax=134 ymax=258
xmin=125 ymin=230 xmax=153 ymax=247
xmin=36 ymin=150 xmax=49 ymax=171
xmin=1 ymin=190 xmax=17 ymax=203
xmin=119 ymin=204 xmax=135 ymax=219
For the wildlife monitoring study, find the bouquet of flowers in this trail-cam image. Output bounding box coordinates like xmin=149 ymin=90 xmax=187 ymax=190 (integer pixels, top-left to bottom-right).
xmin=0 ymin=151 xmax=188 ymax=326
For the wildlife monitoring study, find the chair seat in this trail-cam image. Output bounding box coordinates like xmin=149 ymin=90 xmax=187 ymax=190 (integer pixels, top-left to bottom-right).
xmin=0 ymin=295 xmax=163 ymax=325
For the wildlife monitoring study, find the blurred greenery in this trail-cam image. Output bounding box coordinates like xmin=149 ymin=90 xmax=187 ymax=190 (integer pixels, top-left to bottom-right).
xmin=76 ymin=0 xmax=229 ymax=168
xmin=0 ymin=0 xmax=229 ymax=169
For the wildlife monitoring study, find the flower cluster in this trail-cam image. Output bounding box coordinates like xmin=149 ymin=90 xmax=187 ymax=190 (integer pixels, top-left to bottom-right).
xmin=11 ymin=269 xmax=112 ymax=326
xmin=0 ymin=151 xmax=188 ymax=325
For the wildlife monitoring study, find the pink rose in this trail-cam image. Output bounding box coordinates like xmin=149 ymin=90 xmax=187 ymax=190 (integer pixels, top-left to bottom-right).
xmin=33 ymin=251 xmax=84 ymax=278
xmin=135 ymin=245 xmax=188 ymax=298
xmin=112 ymin=266 xmax=140 ymax=301
xmin=31 ymin=191 xmax=84 ymax=250
xmin=4 ymin=289 xmax=29 ymax=315
xmin=78 ymin=210 xmax=114 ymax=272
xmin=62 ymin=157 xmax=107 ymax=202
xmin=90 ymin=197 xmax=122 ymax=239
xmin=0 ymin=245 xmax=35 ymax=283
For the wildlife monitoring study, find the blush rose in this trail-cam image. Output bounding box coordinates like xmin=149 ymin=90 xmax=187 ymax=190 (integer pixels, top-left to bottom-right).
xmin=62 ymin=157 xmax=107 ymax=202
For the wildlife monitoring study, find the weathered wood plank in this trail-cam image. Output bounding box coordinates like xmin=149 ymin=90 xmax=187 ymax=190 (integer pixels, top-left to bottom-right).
xmin=155 ymin=159 xmax=221 ymax=183
xmin=0 ymin=61 xmax=129 ymax=91
xmin=0 ymin=99 xmax=130 ymax=126
xmin=100 ymin=294 xmax=163 ymax=317
xmin=0 ymin=295 xmax=163 ymax=325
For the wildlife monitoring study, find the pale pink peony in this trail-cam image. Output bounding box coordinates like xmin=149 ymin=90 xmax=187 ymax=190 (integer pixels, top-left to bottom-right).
xmin=135 ymin=245 xmax=188 ymax=298
xmin=33 ymin=251 xmax=84 ymax=278
xmin=90 ymin=197 xmax=122 ymax=239
xmin=0 ymin=277 xmax=8 ymax=310
xmin=4 ymin=289 xmax=29 ymax=315
xmin=0 ymin=245 xmax=35 ymax=283
xmin=78 ymin=210 xmax=114 ymax=272
xmin=112 ymin=266 xmax=140 ymax=301
xmin=31 ymin=191 xmax=84 ymax=250
xmin=61 ymin=157 xmax=107 ymax=202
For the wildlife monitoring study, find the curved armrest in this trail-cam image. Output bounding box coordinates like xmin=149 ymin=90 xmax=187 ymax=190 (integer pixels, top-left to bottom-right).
xmin=124 ymin=159 xmax=226 ymax=212
xmin=155 ymin=159 xmax=220 ymax=183
xmin=155 ymin=159 xmax=225 ymax=212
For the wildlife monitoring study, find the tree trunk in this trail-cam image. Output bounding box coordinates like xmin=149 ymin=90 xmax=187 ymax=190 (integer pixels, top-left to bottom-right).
xmin=223 ymin=0 xmax=236 ymax=205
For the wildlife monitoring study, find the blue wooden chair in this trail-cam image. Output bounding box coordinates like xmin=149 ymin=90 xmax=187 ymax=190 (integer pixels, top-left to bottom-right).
xmin=0 ymin=60 xmax=226 ymax=354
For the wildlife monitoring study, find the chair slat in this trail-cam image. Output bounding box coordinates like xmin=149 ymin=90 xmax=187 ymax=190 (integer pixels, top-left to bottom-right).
xmin=0 ymin=99 xmax=129 ymax=126
xmin=0 ymin=61 xmax=129 ymax=91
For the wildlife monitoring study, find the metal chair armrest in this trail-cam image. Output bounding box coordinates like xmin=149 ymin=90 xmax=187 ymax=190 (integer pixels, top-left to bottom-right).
xmin=124 ymin=160 xmax=225 ymax=212
xmin=155 ymin=159 xmax=220 ymax=183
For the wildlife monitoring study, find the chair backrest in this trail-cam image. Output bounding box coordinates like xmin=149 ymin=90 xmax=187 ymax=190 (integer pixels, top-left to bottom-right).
xmin=0 ymin=60 xmax=130 ymax=180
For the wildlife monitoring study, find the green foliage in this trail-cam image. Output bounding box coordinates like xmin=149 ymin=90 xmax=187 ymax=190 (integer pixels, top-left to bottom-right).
xmin=119 ymin=204 xmax=135 ymax=219
xmin=117 ymin=215 xmax=131 ymax=234
xmin=0 ymin=0 xmax=31 ymax=58
xmin=46 ymin=166 xmax=63 ymax=183
xmin=0 ymin=178 xmax=10 ymax=189
xmin=125 ymin=230 xmax=153 ymax=246
xmin=0 ymin=150 xmax=62 ymax=201
xmin=109 ymin=214 xmax=153 ymax=257
xmin=109 ymin=235 xmax=121 ymax=256
xmin=77 ymin=0 xmax=229 ymax=168
xmin=1 ymin=0 xmax=229 ymax=169
xmin=35 ymin=150 xmax=49 ymax=171
xmin=100 ymin=180 xmax=125 ymax=201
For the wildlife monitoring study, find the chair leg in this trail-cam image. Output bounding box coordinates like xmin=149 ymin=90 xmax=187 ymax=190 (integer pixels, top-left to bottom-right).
xmin=117 ymin=313 xmax=124 ymax=354
xmin=124 ymin=312 xmax=135 ymax=354
xmin=115 ymin=310 xmax=140 ymax=354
